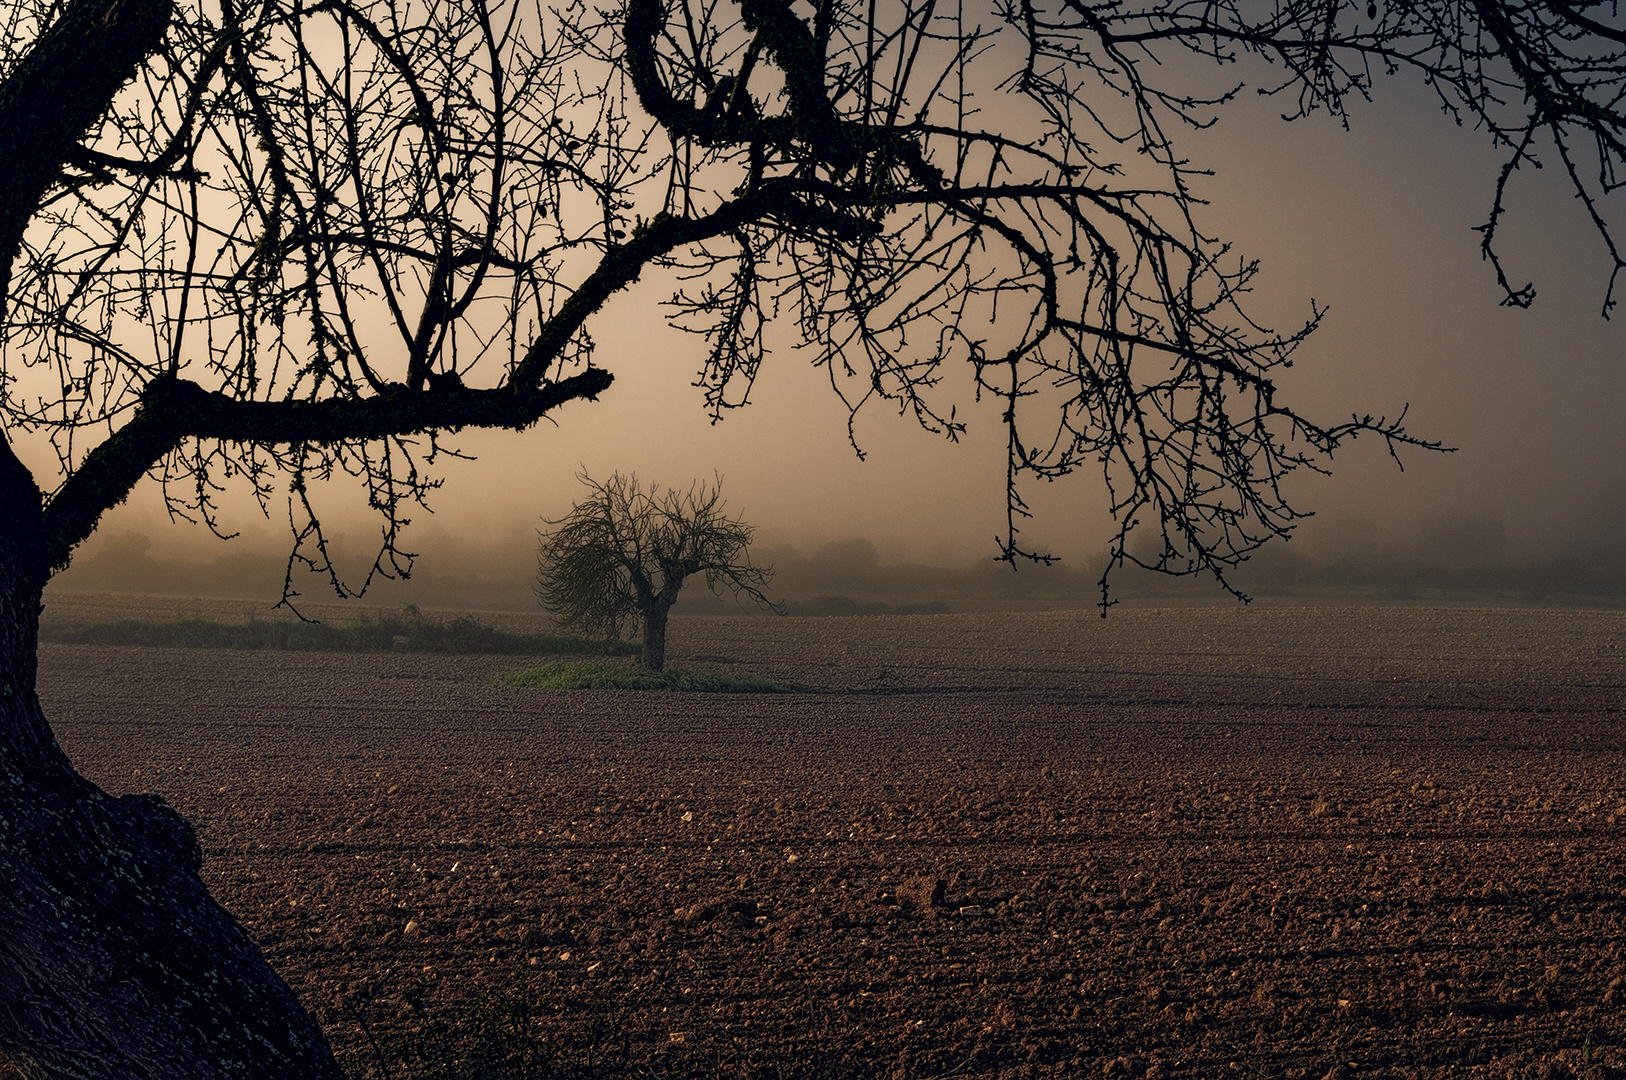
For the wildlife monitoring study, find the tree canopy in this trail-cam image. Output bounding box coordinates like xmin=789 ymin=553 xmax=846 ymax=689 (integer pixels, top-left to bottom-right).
xmin=20 ymin=0 xmax=1619 ymax=607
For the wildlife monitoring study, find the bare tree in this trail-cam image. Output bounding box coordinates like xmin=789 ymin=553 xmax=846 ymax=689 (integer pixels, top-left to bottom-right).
xmin=537 ymin=472 xmax=778 ymax=670
xmin=0 ymin=0 xmax=1618 ymax=1071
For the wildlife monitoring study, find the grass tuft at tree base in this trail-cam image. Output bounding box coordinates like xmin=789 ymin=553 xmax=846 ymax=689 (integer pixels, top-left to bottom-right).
xmin=500 ymin=661 xmax=791 ymax=693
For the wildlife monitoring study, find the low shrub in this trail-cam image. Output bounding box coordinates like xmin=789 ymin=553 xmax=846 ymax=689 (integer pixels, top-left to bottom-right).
xmin=45 ymin=614 xmax=640 ymax=657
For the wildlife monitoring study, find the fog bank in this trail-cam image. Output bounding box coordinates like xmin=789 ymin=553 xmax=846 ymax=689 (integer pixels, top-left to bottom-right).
xmin=50 ymin=490 xmax=1626 ymax=615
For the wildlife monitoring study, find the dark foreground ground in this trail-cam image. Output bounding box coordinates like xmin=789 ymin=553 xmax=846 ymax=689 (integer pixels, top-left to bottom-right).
xmin=32 ymin=598 xmax=1626 ymax=1078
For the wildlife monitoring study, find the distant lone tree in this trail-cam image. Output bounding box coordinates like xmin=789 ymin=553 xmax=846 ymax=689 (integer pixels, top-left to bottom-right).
xmin=537 ymin=473 xmax=780 ymax=671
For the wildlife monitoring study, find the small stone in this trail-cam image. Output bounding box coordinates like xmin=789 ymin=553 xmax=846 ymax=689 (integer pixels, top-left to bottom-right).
xmin=681 ymin=811 xmax=694 ymax=822
xmin=403 ymin=920 xmax=420 ymax=937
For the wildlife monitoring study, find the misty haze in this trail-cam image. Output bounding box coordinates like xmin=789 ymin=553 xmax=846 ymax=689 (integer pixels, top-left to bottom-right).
xmin=51 ymin=490 xmax=1626 ymax=614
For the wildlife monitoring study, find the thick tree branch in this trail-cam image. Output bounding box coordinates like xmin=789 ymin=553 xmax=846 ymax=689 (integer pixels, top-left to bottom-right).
xmin=625 ymin=0 xmax=792 ymax=146
xmin=737 ymin=0 xmax=856 ymax=168
xmin=41 ymin=369 xmax=613 ymax=571
xmin=508 ymin=186 xmax=876 ymax=388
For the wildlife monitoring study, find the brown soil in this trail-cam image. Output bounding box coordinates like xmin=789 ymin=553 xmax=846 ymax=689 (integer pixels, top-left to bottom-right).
xmin=34 ymin=598 xmax=1626 ymax=1078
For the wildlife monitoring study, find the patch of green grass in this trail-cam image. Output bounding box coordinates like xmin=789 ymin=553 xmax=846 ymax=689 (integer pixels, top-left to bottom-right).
xmin=44 ymin=614 xmax=639 ymax=657
xmin=500 ymin=661 xmax=790 ymax=693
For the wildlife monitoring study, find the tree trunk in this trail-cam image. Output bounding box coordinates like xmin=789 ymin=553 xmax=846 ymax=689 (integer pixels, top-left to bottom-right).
xmin=641 ymin=602 xmax=671 ymax=671
xmin=0 ymin=446 xmax=344 ymax=1078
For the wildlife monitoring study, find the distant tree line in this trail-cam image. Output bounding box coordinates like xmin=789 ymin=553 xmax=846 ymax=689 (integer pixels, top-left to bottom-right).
xmin=738 ymin=517 xmax=1626 ymax=607
xmin=51 ymin=510 xmax=1626 ymax=611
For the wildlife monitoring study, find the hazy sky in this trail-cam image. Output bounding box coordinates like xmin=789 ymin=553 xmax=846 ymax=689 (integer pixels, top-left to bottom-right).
xmin=1192 ymin=79 xmax=1626 ymax=558
xmin=69 ymin=64 xmax=1626 ymax=579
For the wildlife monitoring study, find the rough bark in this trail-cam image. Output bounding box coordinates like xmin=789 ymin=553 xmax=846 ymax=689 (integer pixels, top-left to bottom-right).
xmin=642 ymin=601 xmax=671 ymax=672
xmin=639 ymin=568 xmax=694 ymax=672
xmin=0 ymin=436 xmax=345 ymax=1078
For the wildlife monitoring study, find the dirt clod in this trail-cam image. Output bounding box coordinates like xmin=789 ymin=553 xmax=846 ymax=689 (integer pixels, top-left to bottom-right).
xmin=895 ymin=876 xmax=945 ymax=912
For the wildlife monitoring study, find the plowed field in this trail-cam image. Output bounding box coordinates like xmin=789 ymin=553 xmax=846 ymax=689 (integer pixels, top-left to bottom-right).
xmin=35 ymin=597 xmax=1626 ymax=1078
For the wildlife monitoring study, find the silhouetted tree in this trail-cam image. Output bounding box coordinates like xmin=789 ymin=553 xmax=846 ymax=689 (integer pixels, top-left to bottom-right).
xmin=0 ymin=0 xmax=1620 ymax=1070
xmin=537 ymin=473 xmax=778 ymax=670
